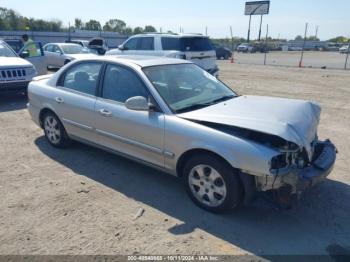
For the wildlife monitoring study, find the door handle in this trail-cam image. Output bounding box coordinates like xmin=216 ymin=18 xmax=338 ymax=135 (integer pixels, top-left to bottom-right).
xmin=98 ymin=108 xmax=112 ymax=117
xmin=55 ymin=97 xmax=64 ymax=103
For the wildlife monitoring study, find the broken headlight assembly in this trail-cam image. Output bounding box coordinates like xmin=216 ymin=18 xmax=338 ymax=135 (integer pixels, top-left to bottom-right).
xmin=270 ymin=143 xmax=307 ymax=171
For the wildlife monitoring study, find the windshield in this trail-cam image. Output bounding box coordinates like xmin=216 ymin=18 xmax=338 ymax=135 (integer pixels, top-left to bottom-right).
xmin=0 ymin=43 xmax=17 ymax=57
xmin=161 ymin=37 xmax=213 ymax=52
xmin=143 ymin=64 xmax=237 ymax=113
xmin=61 ymin=44 xmax=89 ymax=54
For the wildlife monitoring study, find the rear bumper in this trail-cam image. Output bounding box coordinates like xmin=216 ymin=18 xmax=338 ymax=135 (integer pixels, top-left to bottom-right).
xmin=0 ymin=81 xmax=29 ymax=93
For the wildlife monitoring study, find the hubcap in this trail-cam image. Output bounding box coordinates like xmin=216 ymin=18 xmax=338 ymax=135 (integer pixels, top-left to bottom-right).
xmin=188 ymin=165 xmax=227 ymax=207
xmin=44 ymin=116 xmax=61 ymax=144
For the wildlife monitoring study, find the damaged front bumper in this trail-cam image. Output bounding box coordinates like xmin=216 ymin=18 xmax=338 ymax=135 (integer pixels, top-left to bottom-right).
xmin=256 ymin=140 xmax=337 ymax=194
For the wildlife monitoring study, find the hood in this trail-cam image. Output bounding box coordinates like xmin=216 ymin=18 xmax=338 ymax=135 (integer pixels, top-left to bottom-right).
xmin=0 ymin=57 xmax=33 ymax=68
xmin=66 ymin=53 xmax=97 ymax=60
xmin=178 ymin=95 xmax=321 ymax=158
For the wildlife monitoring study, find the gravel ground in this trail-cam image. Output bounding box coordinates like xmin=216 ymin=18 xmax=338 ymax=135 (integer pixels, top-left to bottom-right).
xmin=0 ymin=62 xmax=350 ymax=257
xmin=232 ymin=51 xmax=350 ymax=70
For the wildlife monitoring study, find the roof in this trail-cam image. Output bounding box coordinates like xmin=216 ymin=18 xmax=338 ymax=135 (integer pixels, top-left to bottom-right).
xmin=91 ymin=55 xmax=192 ymax=68
xmin=132 ymin=33 xmax=207 ymax=38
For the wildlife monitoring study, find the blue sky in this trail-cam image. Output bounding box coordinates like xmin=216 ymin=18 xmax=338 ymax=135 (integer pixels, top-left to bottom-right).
xmin=1 ymin=0 xmax=349 ymax=40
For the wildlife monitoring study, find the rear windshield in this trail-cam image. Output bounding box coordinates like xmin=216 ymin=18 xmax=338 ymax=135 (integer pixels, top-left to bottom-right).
xmin=161 ymin=37 xmax=213 ymax=52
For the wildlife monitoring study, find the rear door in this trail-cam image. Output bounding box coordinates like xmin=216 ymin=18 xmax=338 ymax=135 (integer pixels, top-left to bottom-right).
xmin=54 ymin=61 xmax=103 ymax=142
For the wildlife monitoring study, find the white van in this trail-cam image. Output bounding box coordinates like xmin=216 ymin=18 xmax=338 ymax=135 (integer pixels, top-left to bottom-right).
xmin=106 ymin=33 xmax=219 ymax=77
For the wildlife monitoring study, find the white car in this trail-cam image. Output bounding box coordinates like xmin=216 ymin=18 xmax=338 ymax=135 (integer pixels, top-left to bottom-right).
xmin=106 ymin=33 xmax=219 ymax=77
xmin=0 ymin=40 xmax=39 ymax=94
xmin=43 ymin=43 xmax=96 ymax=69
xmin=339 ymin=45 xmax=350 ymax=54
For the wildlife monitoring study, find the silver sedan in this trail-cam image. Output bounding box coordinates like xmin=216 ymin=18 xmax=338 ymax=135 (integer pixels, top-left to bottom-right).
xmin=43 ymin=43 xmax=96 ymax=69
xmin=27 ymin=56 xmax=336 ymax=212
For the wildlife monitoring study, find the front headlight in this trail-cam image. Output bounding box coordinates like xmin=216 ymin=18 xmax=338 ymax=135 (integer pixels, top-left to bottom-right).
xmin=270 ymin=154 xmax=288 ymax=170
xmin=27 ymin=67 xmax=37 ymax=76
xmin=174 ymin=54 xmax=187 ymax=60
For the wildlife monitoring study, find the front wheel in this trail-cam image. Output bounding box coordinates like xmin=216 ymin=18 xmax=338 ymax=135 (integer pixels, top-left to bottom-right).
xmin=43 ymin=112 xmax=70 ymax=148
xmin=183 ymin=154 xmax=243 ymax=213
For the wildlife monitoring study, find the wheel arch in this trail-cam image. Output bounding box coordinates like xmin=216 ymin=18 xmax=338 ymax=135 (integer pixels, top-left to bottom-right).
xmin=176 ymin=148 xmax=257 ymax=204
xmin=39 ymin=107 xmax=60 ymax=128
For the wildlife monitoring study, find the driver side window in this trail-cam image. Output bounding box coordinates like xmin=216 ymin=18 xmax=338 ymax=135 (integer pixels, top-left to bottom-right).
xmin=124 ymin=38 xmax=139 ymax=50
xmin=52 ymin=45 xmax=61 ymax=54
xmin=102 ymin=64 xmax=149 ymax=103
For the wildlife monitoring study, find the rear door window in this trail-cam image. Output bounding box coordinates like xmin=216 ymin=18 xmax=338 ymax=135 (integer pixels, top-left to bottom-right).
xmin=62 ymin=62 xmax=102 ymax=96
xmin=161 ymin=37 xmax=181 ymax=51
xmin=139 ymin=37 xmax=154 ymax=50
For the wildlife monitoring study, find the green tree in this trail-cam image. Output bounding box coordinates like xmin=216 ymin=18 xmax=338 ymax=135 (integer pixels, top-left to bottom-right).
xmin=84 ymin=19 xmax=101 ymax=31
xmin=144 ymin=25 xmax=156 ymax=33
xmin=74 ymin=18 xmax=83 ymax=29
xmin=328 ymin=36 xmax=349 ymax=43
xmin=133 ymin=26 xmax=143 ymax=34
xmin=103 ymin=19 xmax=126 ymax=32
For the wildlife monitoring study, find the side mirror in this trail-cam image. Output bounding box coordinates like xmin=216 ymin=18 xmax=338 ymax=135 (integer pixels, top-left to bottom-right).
xmin=118 ymin=45 xmax=126 ymax=51
xmin=125 ymin=96 xmax=149 ymax=111
xmin=19 ymin=51 xmax=30 ymax=58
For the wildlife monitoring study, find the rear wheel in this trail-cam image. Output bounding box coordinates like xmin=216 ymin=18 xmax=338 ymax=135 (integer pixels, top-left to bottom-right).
xmin=183 ymin=154 xmax=243 ymax=213
xmin=43 ymin=112 xmax=70 ymax=148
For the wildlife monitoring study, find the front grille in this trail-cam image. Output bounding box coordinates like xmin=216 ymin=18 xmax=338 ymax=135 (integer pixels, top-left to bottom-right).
xmin=0 ymin=68 xmax=27 ymax=82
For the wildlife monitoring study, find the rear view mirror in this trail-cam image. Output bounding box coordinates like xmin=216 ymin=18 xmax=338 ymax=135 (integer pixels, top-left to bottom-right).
xmin=125 ymin=96 xmax=149 ymax=111
xmin=19 ymin=51 xmax=30 ymax=58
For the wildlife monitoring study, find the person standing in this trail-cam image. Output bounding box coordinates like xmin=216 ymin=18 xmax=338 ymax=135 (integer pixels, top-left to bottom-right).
xmin=21 ymin=34 xmax=38 ymax=57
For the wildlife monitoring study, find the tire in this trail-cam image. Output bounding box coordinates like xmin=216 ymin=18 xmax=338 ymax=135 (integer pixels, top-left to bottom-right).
xmin=183 ymin=154 xmax=243 ymax=213
xmin=224 ymin=54 xmax=229 ymax=60
xmin=42 ymin=112 xmax=70 ymax=148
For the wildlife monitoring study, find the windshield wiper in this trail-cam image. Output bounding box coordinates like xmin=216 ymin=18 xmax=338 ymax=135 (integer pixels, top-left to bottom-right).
xmin=176 ymin=95 xmax=236 ymax=114
xmin=209 ymin=95 xmax=236 ymax=104
xmin=176 ymin=103 xmax=212 ymax=113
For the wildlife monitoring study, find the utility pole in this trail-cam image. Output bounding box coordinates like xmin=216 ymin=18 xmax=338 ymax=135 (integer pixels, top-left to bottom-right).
xmin=258 ymin=15 xmax=263 ymax=41
xmin=247 ymin=14 xmax=252 ymax=43
xmin=230 ymin=26 xmax=234 ymax=51
xmin=315 ymin=26 xmax=319 ymax=39
xmin=345 ymin=39 xmax=350 ymax=70
xmin=68 ymin=22 xmax=71 ymax=41
xmin=205 ymin=26 xmax=208 ymax=36
xmin=299 ymin=22 xmax=308 ymax=68
xmin=264 ymin=24 xmax=269 ymax=65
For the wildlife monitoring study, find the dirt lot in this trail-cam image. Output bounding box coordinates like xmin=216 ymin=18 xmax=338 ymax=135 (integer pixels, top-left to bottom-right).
xmin=0 ymin=62 xmax=350 ymax=257
xmin=233 ymin=51 xmax=350 ymax=70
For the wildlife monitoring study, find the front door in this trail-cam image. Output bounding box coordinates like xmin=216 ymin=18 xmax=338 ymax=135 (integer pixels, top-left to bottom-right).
xmin=94 ymin=63 xmax=165 ymax=167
